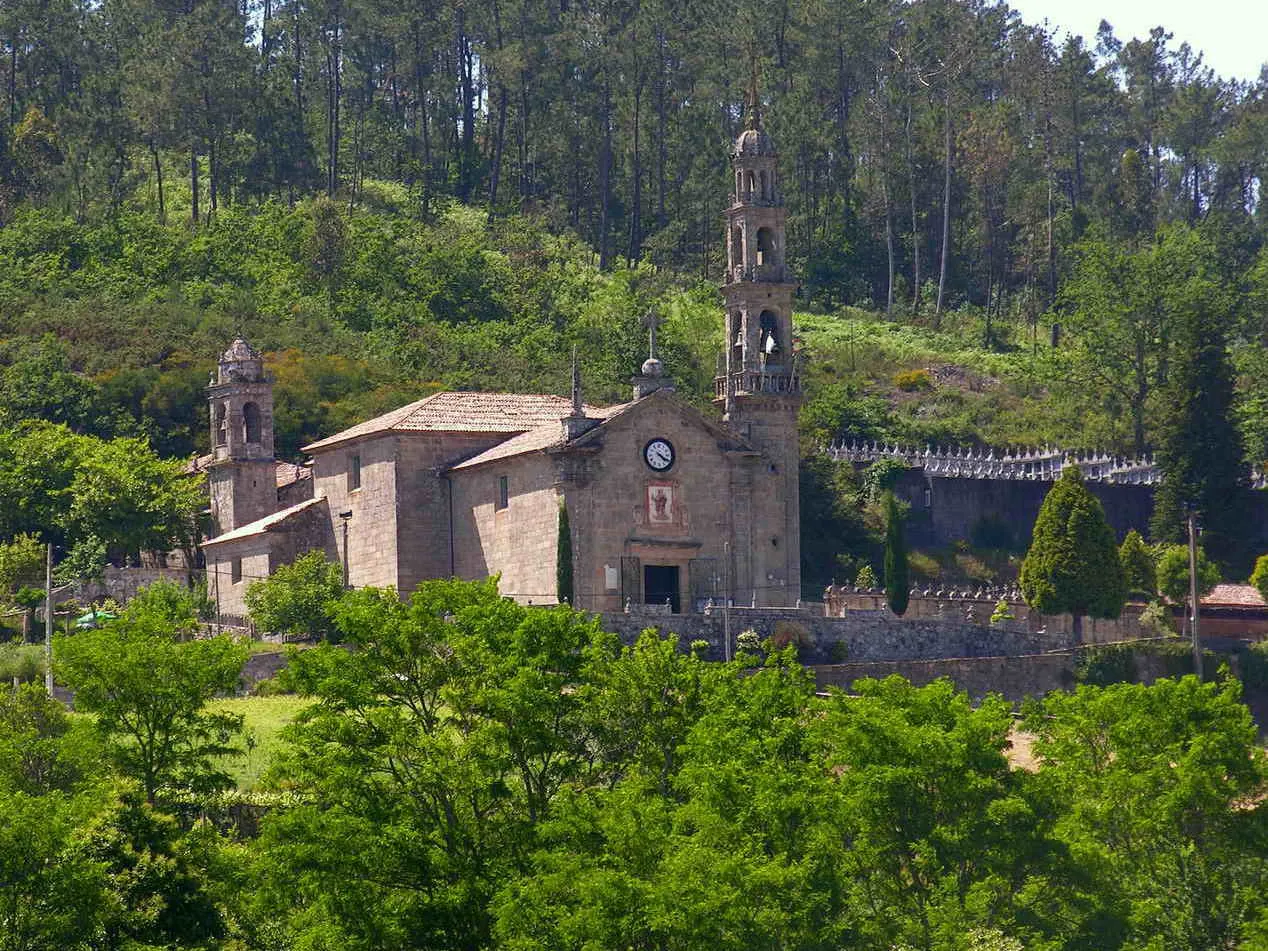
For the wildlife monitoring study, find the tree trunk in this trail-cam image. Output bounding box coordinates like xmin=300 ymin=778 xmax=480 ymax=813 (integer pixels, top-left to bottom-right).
xmin=190 ymin=147 xmax=199 ymax=226
xmin=935 ymin=87 xmax=952 ymax=323
xmin=487 ymin=83 xmax=508 ymax=222
xmin=655 ymin=29 xmax=667 ymax=226
xmin=597 ymin=82 xmax=612 ymax=270
xmin=1071 ymin=612 xmax=1083 ymax=645
xmin=883 ymin=177 xmax=895 ymax=314
xmin=152 ymin=145 xmax=165 ymax=224
xmin=457 ymin=6 xmax=475 ymax=202
xmin=629 ymin=68 xmax=643 ymax=265
xmin=905 ymin=79 xmax=921 ymax=311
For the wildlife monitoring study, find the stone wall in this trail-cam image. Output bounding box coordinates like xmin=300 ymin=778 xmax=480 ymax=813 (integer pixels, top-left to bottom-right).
xmin=810 ymin=653 xmax=1077 ymax=702
xmin=823 ymin=588 xmax=1153 ymax=644
xmin=451 ymin=451 xmax=561 ymax=604
xmin=598 ymin=605 xmax=1063 ymax=664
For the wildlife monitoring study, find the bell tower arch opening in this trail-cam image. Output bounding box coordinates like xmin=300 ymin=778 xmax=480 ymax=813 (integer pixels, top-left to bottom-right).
xmin=207 ymin=337 xmax=278 ymax=536
xmin=243 ymin=401 xmax=262 ymax=445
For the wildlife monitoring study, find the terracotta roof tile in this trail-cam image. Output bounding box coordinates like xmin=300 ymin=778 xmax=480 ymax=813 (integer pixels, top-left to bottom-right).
xmin=202 ymin=497 xmax=327 ymax=547
xmin=304 ymin=392 xmax=594 ymax=452
xmin=274 ymin=461 xmax=312 ymax=489
xmin=448 ymin=404 xmax=629 ymax=471
xmin=1202 ymin=583 xmax=1267 ymax=608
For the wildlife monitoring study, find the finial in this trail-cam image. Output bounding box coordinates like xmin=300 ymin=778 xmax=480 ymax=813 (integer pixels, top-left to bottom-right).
xmin=642 ymin=307 xmax=663 ymax=362
xmin=570 ymin=344 xmax=583 ymax=417
xmin=746 ymin=54 xmax=762 ymax=130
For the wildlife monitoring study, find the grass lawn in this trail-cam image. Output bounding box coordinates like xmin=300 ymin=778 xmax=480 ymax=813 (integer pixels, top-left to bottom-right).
xmin=211 ymin=694 xmax=311 ymax=791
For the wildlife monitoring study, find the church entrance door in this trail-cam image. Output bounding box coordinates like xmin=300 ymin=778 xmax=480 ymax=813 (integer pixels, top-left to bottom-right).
xmin=643 ymin=564 xmax=680 ymax=613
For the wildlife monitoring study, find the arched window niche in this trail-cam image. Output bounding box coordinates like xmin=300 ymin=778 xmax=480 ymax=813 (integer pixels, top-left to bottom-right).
xmin=214 ymin=403 xmax=228 ymax=447
xmin=243 ymin=402 xmax=262 ymax=445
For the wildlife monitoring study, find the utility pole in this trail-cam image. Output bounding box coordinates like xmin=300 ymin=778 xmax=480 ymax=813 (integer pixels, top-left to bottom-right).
xmin=723 ymin=541 xmax=731 ymax=662
xmin=339 ymin=510 xmax=353 ymax=588
xmin=1187 ymin=509 xmax=1202 ymax=682
xmin=44 ymin=542 xmax=53 ymax=696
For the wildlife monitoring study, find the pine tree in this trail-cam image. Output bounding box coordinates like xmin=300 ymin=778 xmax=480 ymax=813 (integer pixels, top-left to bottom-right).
xmin=1150 ymin=299 xmax=1247 ymax=568
xmin=1118 ymin=529 xmax=1156 ymax=599
xmin=556 ymin=500 xmax=573 ymax=605
xmin=1020 ymin=466 xmax=1126 ymax=642
xmin=883 ymin=491 xmax=909 ymax=617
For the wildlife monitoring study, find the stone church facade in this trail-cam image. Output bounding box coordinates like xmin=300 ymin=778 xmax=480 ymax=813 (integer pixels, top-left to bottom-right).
xmin=202 ymin=115 xmax=803 ymax=625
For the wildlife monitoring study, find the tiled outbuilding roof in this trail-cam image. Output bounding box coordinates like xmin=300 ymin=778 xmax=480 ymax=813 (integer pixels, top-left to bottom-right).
xmin=1202 ymin=583 xmax=1268 ymax=609
xmin=304 ymin=392 xmax=601 ymax=452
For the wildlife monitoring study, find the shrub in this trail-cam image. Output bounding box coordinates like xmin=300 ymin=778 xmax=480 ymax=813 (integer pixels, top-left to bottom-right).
xmin=853 ymin=564 xmax=878 ymax=589
xmin=1240 ymin=640 xmax=1268 ymax=690
xmin=893 ymin=368 xmax=933 ymax=392
xmin=245 ymin=550 xmax=344 ymax=641
xmin=1138 ymin=599 xmax=1176 ymax=636
xmin=909 ymin=551 xmax=941 ymax=580
xmin=735 ymin=629 xmax=762 ymax=655
xmin=990 ymin=599 xmax=1015 ymax=624
xmin=771 ymin=620 xmax=811 ymax=652
xmin=1077 ymin=644 xmax=1137 ymax=686
xmin=0 ymin=641 xmax=44 ymax=683
xmin=827 ymin=640 xmax=850 ymax=663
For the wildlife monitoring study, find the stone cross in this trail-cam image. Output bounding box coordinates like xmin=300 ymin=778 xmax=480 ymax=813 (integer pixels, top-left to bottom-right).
xmin=641 ymin=307 xmax=663 ymax=361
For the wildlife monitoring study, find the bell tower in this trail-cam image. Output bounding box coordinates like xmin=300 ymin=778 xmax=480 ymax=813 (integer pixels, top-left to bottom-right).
xmin=207 ymin=338 xmax=277 ymax=536
xmin=714 ymin=93 xmax=803 ymax=605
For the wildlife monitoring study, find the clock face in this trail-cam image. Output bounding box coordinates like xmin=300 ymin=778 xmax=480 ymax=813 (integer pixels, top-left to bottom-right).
xmin=644 ymin=438 xmax=675 ymax=472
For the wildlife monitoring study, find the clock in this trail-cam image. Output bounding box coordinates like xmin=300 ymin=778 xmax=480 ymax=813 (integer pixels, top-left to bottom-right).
xmin=644 ymin=437 xmax=675 ymax=472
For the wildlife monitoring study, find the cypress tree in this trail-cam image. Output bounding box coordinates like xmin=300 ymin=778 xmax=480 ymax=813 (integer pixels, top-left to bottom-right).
xmin=1150 ymin=300 xmax=1246 ymax=567
xmin=1020 ymin=466 xmax=1126 ymax=642
xmin=556 ymin=500 xmax=573 ymax=605
xmin=883 ymin=491 xmax=909 ymax=616
xmin=1118 ymin=529 xmax=1156 ymax=599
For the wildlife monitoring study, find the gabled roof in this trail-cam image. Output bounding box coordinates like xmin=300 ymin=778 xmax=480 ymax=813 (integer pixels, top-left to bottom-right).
xmin=448 ymin=388 xmax=755 ymax=472
xmin=202 ymin=496 xmax=328 ymax=547
xmin=303 ymin=391 xmax=602 ymax=452
xmin=449 ymin=403 xmax=629 ymax=471
xmin=1202 ymin=583 xmax=1268 ymax=609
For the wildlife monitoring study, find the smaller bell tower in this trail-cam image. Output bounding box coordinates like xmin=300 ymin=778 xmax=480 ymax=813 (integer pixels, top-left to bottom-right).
xmin=207 ymin=338 xmax=277 ymax=536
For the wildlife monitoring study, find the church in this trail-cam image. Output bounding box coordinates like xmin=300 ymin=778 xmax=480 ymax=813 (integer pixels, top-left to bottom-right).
xmin=201 ymin=116 xmax=803 ymax=624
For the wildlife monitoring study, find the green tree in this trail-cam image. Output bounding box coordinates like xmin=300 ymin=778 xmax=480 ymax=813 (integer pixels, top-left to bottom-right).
xmin=306 ymin=196 xmax=348 ymax=320
xmin=1150 ymin=282 xmax=1247 ymax=567
xmin=244 ymin=549 xmax=344 ymax=641
xmin=0 ymin=685 xmax=110 ymax=951
xmin=255 ymin=578 xmax=610 ymax=947
xmin=55 ymin=587 xmax=247 ymax=804
xmin=0 ymin=532 xmax=44 ymax=637
xmin=1155 ymin=543 xmax=1220 ymax=605
xmin=65 ymin=435 xmax=206 ymax=562
xmin=556 ymin=499 xmax=573 ymax=605
xmin=1119 ymin=528 xmax=1157 ymax=598
xmin=1027 ymin=677 xmax=1268 ymax=949
xmin=1251 ymin=554 xmax=1268 ymax=606
xmin=883 ymin=490 xmax=909 ymax=616
xmin=1020 ymin=466 xmax=1126 ymax=641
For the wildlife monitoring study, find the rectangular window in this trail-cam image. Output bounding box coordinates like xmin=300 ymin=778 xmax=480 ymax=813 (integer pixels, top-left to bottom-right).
xmin=348 ymin=453 xmax=361 ymax=491
xmin=496 ymin=474 xmax=509 ymax=511
xmin=231 ymin=558 xmax=243 ymax=584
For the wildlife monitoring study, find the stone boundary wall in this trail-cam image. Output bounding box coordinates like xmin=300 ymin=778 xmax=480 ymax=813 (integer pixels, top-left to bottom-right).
xmin=810 ymin=653 xmax=1076 ymax=702
xmin=73 ymin=566 xmax=194 ymax=606
xmin=598 ymin=606 xmax=1066 ymax=664
xmin=823 ymin=588 xmax=1151 ymax=645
